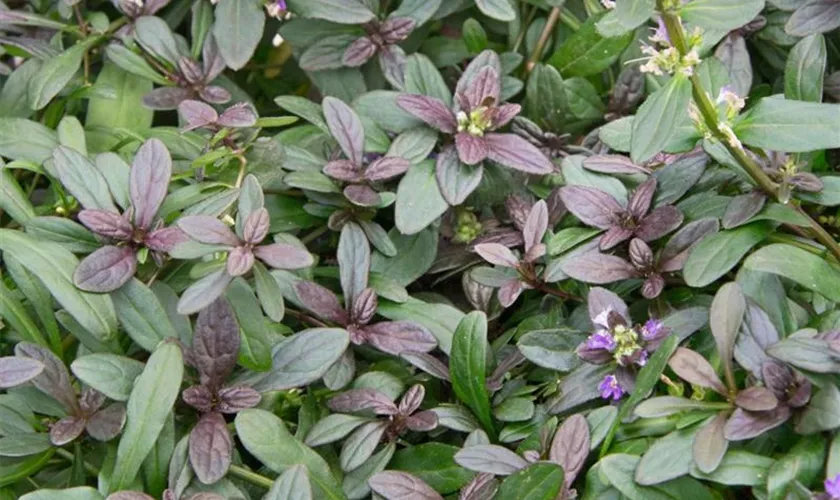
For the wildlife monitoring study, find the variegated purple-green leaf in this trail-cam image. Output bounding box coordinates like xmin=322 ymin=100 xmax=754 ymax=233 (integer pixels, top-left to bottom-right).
xmin=436 ymin=146 xmax=483 ymax=205
xmin=559 ymin=186 xmax=621 ymax=229
xmin=474 ymin=243 xmax=519 ymax=268
xmin=364 ymin=155 xmax=411 ymax=181
xmin=0 ymin=356 xmax=44 ymax=388
xmin=86 ymin=403 xmax=127 ymax=441
xmin=192 ymin=297 xmax=240 ymax=388
xmin=178 ymin=216 xmax=240 ymax=246
xmin=522 ymin=200 xmax=548 ymax=254
xmin=338 ymin=222 xmax=369 ymax=307
xmin=722 ymin=192 xmax=766 ymax=229
xmin=560 ymin=251 xmax=635 ymax=284
xmin=14 ymin=342 xmax=79 ymax=413
xmin=216 ymin=385 xmax=261 ymax=413
xmin=628 ymin=177 xmax=657 ymax=220
xmin=351 ymin=287 xmax=377 ymax=325
xmin=178 ymin=58 xmax=204 ymax=84
xmin=635 ymin=205 xmax=683 ymax=242
xmin=668 ymin=347 xmax=728 ymax=396
xmin=329 ymin=388 xmax=398 ymax=415
xmin=199 ymin=86 xmax=232 ymax=104
xmin=455 ymin=50 xmax=502 ymax=104
xmin=380 ymin=17 xmax=416 ymax=44
xmin=405 ymin=410 xmax=438 ymax=431
xmin=344 ymin=184 xmax=381 ymax=206
xmin=50 ymin=416 xmax=86 ymax=445
xmin=399 ymin=384 xmax=426 ymax=415
xmin=130 ymin=139 xmax=171 ymax=230
xmin=368 ymin=471 xmax=443 ymax=500
xmin=692 ymin=413 xmax=728 ymax=474
xmin=323 ymin=96 xmax=365 ymax=166
xmin=396 ymin=94 xmax=457 ymax=133
xmin=485 ymin=133 xmax=554 ymax=174
xmin=178 ymin=100 xmax=219 ymax=131
xmin=454 ymin=444 xmax=528 ymax=475
xmin=253 ymin=242 xmax=313 ymax=269
xmin=242 ymin=208 xmax=269 ymax=244
xmin=343 ymin=36 xmax=377 ymax=67
xmin=78 ymin=209 xmax=133 ymax=240
xmin=226 ymin=246 xmax=255 ymax=276
xmin=400 ymin=352 xmax=451 ymax=381
xmin=455 ymin=132 xmax=489 ymax=165
xmin=295 ymin=281 xmax=349 ymax=324
xmin=498 ymin=278 xmax=524 ymax=308
xmin=363 ymin=321 xmax=437 ymax=355
xmin=724 ymin=406 xmax=791 ymax=441
xmin=549 ymin=414 xmax=590 ymax=486
xmin=735 ymin=386 xmax=779 ymax=412
xmin=217 ymin=103 xmax=258 ymax=128
xmin=177 ymin=269 xmax=234 ymax=315
xmin=460 ymin=473 xmax=498 ymax=500
xmin=324 ymin=160 xmax=363 ymax=182
xmin=189 ymin=411 xmax=233 ymax=485
xmin=145 ymin=227 xmax=188 ymax=253
xmin=74 ymin=245 xmax=137 ymax=293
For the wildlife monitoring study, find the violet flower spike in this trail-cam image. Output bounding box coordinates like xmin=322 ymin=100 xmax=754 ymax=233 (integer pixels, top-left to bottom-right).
xmin=826 ymin=474 xmax=840 ymax=500
xmin=599 ymin=375 xmax=624 ymax=401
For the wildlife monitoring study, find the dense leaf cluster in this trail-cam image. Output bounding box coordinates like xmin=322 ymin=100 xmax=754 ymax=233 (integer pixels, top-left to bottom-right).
xmin=1 ymin=0 xmax=839 ymax=499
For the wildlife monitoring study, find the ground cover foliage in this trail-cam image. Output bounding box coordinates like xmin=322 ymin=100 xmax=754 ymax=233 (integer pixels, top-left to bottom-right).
xmin=1 ymin=0 xmax=840 ymax=498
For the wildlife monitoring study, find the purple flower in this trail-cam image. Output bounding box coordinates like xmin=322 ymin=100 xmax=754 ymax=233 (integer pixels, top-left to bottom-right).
xmin=826 ymin=473 xmax=840 ymax=499
xmin=651 ymin=17 xmax=670 ymax=44
xmin=599 ymin=375 xmax=624 ymax=401
xmin=642 ymin=319 xmax=664 ymax=340
xmin=587 ymin=331 xmax=616 ymax=351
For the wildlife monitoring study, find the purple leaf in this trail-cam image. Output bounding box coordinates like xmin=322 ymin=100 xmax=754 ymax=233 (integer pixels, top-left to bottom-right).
xmin=668 ymin=347 xmax=728 ymax=396
xmin=323 ymin=96 xmax=365 ymax=166
xmin=0 ymin=356 xmax=44 ymax=388
xmin=549 ymin=414 xmax=590 ymax=486
xmin=328 ymin=388 xmax=398 ymax=415
xmin=363 ymin=321 xmax=437 ymax=355
xmin=400 ymin=352 xmax=451 ymax=381
xmin=294 ymin=281 xmax=349 ymax=324
xmin=722 ymin=192 xmax=766 ymax=229
xmin=460 ymin=473 xmax=498 ymax=500
xmin=454 ymin=444 xmax=528 ymax=475
xmin=178 ymin=58 xmax=205 ymax=85
xmin=143 ymin=87 xmax=193 ymax=110
xmin=217 ymin=103 xmax=258 ymax=128
xmin=598 ymin=226 xmax=634 ymax=250
xmin=368 ymin=471 xmax=443 ymax=500
xmin=74 ymin=245 xmax=137 ymax=293
xmin=144 ymin=227 xmax=189 ymax=253
xmin=485 ymin=133 xmax=554 ymax=174
xmin=641 ymin=274 xmax=665 ymax=299
xmin=635 ymin=206 xmax=683 ymax=242
xmin=183 ymin=385 xmax=214 ymax=412
xmin=14 ymin=343 xmax=78 ymax=413
xmin=253 ymin=243 xmax=314 ymax=269
xmin=436 ymin=146 xmax=483 ymax=206
xmin=455 ymin=133 xmax=489 ymax=165
xmin=587 ymin=287 xmax=630 ymax=325
xmin=342 ymin=36 xmax=377 ymax=67
xmin=724 ymin=406 xmax=791 ymax=441
xmin=523 ymin=200 xmax=548 ymax=254
xmin=365 ymin=155 xmax=411 ymax=181
xmin=380 ymin=17 xmax=416 ymax=44
xmin=474 ymin=243 xmax=519 ymax=268
xmin=202 ymin=35 xmax=226 ymax=82
xmin=498 ymin=278 xmax=524 ymax=308
xmin=659 ymin=218 xmax=719 ymax=272
xmin=491 ymin=103 xmax=521 ymax=129
xmin=735 ymin=386 xmax=779 ymax=412
xmin=242 ymin=208 xmax=269 ymax=244
xmin=399 ymin=384 xmax=426 ymax=415
xmin=559 ymin=186 xmax=622 ymax=230
xmin=193 ymin=297 xmax=240 ymax=388
xmin=628 ymin=238 xmax=654 ymax=269
xmin=198 ymin=86 xmax=232 ymax=104
xmin=106 ymin=492 xmax=156 ymax=500
xmin=583 ymin=155 xmax=652 ymax=175
xmin=693 ymin=413 xmax=728 ymax=474
xmin=396 ymin=94 xmax=457 ymax=133
xmin=379 ymin=44 xmax=407 ymax=89
xmin=178 ymin=216 xmax=240 ymax=246
xmin=216 ymin=385 xmax=261 ymax=413
xmin=226 ymin=246 xmax=255 ymax=276
xmin=50 ymin=416 xmax=86 ymax=445
xmin=627 ymin=177 xmax=656 ymax=220
xmin=86 ymin=403 xmax=127 ymax=441
xmin=178 ymin=100 xmax=218 ymax=131
xmin=560 ymin=251 xmax=635 ymax=284
xmin=189 ymin=412 xmax=233 ymax=485
xmin=324 ymin=159 xmax=363 ymax=182
xmin=130 ymin=139 xmax=171 ymax=230
xmin=79 ymin=387 xmax=106 ymax=415
xmin=405 ymin=410 xmax=439 ymax=431
xmin=78 ymin=209 xmax=133 ymax=240
xmin=351 ymin=287 xmax=377 ymax=325
xmin=343 ymin=184 xmax=382 ymax=207
xmin=464 ymin=66 xmax=501 ymax=110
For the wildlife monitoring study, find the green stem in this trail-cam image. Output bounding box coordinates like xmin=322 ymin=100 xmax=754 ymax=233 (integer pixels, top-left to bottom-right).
xmin=55 ymin=448 xmax=99 ymax=477
xmin=524 ymin=5 xmax=562 ymax=75
xmin=558 ymin=8 xmax=581 ymax=32
xmin=228 ymin=464 xmax=275 ymax=489
xmin=658 ymin=4 xmax=840 ymax=263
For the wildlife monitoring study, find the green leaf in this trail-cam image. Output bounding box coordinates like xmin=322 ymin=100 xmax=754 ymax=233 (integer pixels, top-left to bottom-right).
xmin=70 ymin=353 xmax=145 ymax=402
xmin=547 ymin=227 xmax=601 ymax=256
xmin=5 ymin=255 xmax=60 ymax=351
xmin=564 ymin=77 xmax=606 ymax=121
xmin=404 ymin=54 xmax=452 ymax=106
xmin=112 ymin=278 xmax=178 ymax=352
xmin=475 ymin=0 xmax=516 ymax=21
xmin=354 ymin=91 xmax=424 ymax=134
xmin=24 ymin=216 xmax=99 ymax=253
xmin=600 ymin=454 xmax=715 ymax=500
xmin=274 ymin=96 xmax=329 ymax=133
xmin=104 ymin=45 xmax=169 ymax=85
xmin=631 ymin=74 xmax=693 ymax=164
xmin=0 ymin=169 xmax=35 ymax=225
xmin=766 ymin=435 xmax=825 ymax=500
xmin=635 ymin=427 xmax=698 ymax=485
xmin=52 ymin=146 xmax=117 ymax=212
xmin=28 ymin=42 xmax=89 ymax=110
xmin=395 ymin=160 xmax=448 ymax=235
xmin=743 ymin=243 xmax=840 ymax=302
xmin=683 ymin=221 xmax=774 ymax=287
xmin=370 ymin=227 xmax=437 ymax=287
xmin=0 ymin=118 xmax=58 ymax=164
xmin=390 ymin=443 xmax=474 ymax=494
xmin=463 ymin=18 xmax=489 ymax=54
xmin=338 ymin=222 xmax=370 ymax=307
xmin=86 ymin=63 xmax=154 ymax=153
xmin=0 ymin=229 xmax=117 ymax=342
xmin=733 ymin=97 xmax=840 ymax=152
xmin=283 ymin=171 xmax=339 ymax=193
xmin=784 ymin=33 xmax=826 ymax=103
xmin=798 ymin=175 xmax=840 ymax=206
xmin=235 ymin=409 xmax=347 ymax=500
xmin=494 ymin=397 xmax=535 ymax=422
xmin=110 ymin=342 xmax=183 ymax=492
xmin=0 ymin=280 xmax=46 ymax=347
xmin=19 ymin=487 xmax=104 ymax=500
xmin=795 ymin=384 xmax=840 ymax=434
xmin=517 ymin=328 xmax=586 ymax=371
xmin=690 ymin=450 xmax=774 ymax=486
xmin=253 ymin=261 xmax=285 ymax=322
xmin=286 ymin=0 xmax=374 ymax=24
xmin=213 ymin=0 xmax=265 ymax=70
xmin=525 ymin=64 xmax=566 ymax=132
xmin=496 ymin=462 xmax=564 ymax=500
xmin=226 ymin=278 xmax=272 ymax=372
xmin=386 ymin=127 xmax=439 ymax=164
xmin=596 ymin=0 xmax=655 ymax=37
xmin=450 ymin=311 xmax=495 ymax=438
xmin=0 ymin=59 xmax=41 ymax=118
xmin=680 ymin=0 xmax=765 ymax=32
xmin=549 ymin=15 xmax=633 ymax=78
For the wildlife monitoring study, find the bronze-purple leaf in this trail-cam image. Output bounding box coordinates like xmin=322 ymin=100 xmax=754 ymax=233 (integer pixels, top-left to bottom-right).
xmin=351 ymin=287 xmax=377 ymax=325
xmin=364 ymin=155 xmax=411 ymax=182
xmin=549 ymin=414 xmax=590 ymax=487
xmin=379 ymin=17 xmax=416 ymax=44
xmin=74 ymin=245 xmax=137 ymax=293
xmin=587 ymin=287 xmax=630 ymax=324
xmin=192 ymin=298 xmax=240 ymax=388
xmin=324 ymin=159 xmax=363 ymax=182
xmin=628 ymin=177 xmax=656 ymax=219
xmin=363 ymin=321 xmax=437 ymax=355
xmin=323 ymin=96 xmax=365 ymax=166
xmin=226 ymin=246 xmax=255 ymax=276
xmin=559 ymin=186 xmax=622 ymax=230
xmin=253 ymin=243 xmax=314 ymax=269
xmin=86 ymin=403 xmax=127 ymax=441
xmin=78 ymin=209 xmax=133 ymax=239
xmin=523 ymin=200 xmax=548 ymax=255
xmin=178 ymin=216 xmax=240 ymax=246
xmin=368 ymin=471 xmax=443 ymax=500
xmin=183 ymin=385 xmax=214 ymax=412
xmin=344 ymin=184 xmax=381 ymax=206
xmin=189 ymin=412 xmax=233 ymax=485
xmin=484 ymin=133 xmax=554 ymax=174
xmin=399 ymin=384 xmax=426 ymax=415
xmin=0 ymin=356 xmax=44 ymax=389
xmin=397 ymin=94 xmax=457 ymax=133
xmin=474 ymin=243 xmax=519 ymax=268
xmin=198 ymin=86 xmax=232 ymax=104
xmin=405 ymin=410 xmax=439 ymax=432
xmin=400 ymin=352 xmax=451 ymax=381
xmin=735 ymin=386 xmax=779 ymax=412
xmin=329 ymin=388 xmax=398 ymax=415
xmin=722 ymin=192 xmax=766 ymax=229
xmin=295 ymin=281 xmax=349 ymax=324
xmin=145 ymin=227 xmax=188 ymax=253
xmin=343 ymin=36 xmax=377 ymax=67
xmin=668 ymin=347 xmax=728 ymax=396
xmin=459 ymin=473 xmax=498 ymax=500
xmin=464 ymin=66 xmax=500 ymax=110
xmin=498 ymin=278 xmax=524 ymax=308
xmin=79 ymin=387 xmax=106 ymax=415
xmin=693 ymin=412 xmax=728 ymax=474
xmin=50 ymin=416 xmax=87 ymax=445
xmin=217 ymin=103 xmax=258 ymax=128
xmin=131 ymin=138 xmax=171 ymax=230
xmin=560 ymin=251 xmax=636 ymax=284
xmin=14 ymin=343 xmax=78 ymax=413
xmin=454 ymin=133 xmax=489 ymax=165
xmin=634 ymin=206 xmax=684 ymax=242
xmin=178 ymin=100 xmax=219 ymax=131
xmin=216 ymin=385 xmax=261 ymax=413
xmin=723 ymin=406 xmax=791 ymax=441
